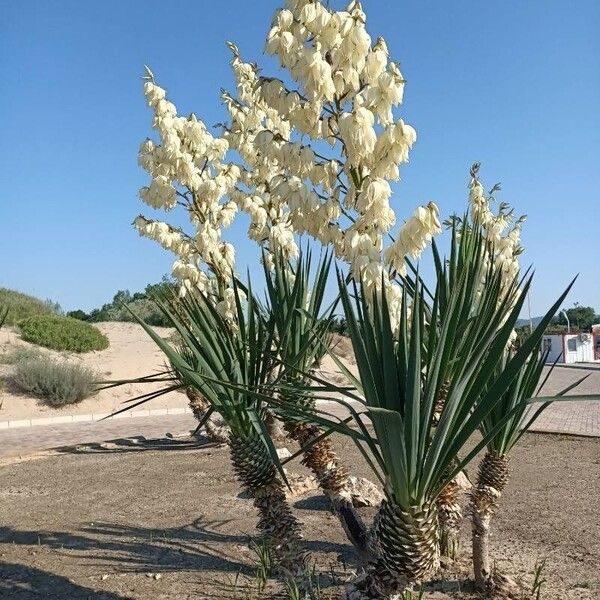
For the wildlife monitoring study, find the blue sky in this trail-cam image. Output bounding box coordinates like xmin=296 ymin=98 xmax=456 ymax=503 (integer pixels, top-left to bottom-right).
xmin=1 ymin=1 xmax=598 ymax=315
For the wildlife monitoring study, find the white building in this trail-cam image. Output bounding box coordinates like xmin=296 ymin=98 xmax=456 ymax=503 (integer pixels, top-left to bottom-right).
xmin=542 ymin=332 xmax=598 ymax=364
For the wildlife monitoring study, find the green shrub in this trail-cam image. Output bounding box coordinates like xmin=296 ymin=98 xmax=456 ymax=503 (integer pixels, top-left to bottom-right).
xmin=18 ymin=315 xmax=109 ymax=353
xmin=85 ymin=278 xmax=176 ymax=327
xmin=0 ymin=288 xmax=59 ymax=326
xmin=88 ymin=298 xmax=172 ymax=327
xmin=13 ymin=356 xmax=98 ymax=407
xmin=66 ymin=309 xmax=89 ymax=321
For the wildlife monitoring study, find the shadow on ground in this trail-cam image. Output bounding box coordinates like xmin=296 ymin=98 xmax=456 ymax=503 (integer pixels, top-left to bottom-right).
xmin=54 ymin=434 xmax=216 ymax=455
xmin=0 ymin=562 xmax=134 ymax=599
xmin=0 ymin=518 xmax=254 ymax=577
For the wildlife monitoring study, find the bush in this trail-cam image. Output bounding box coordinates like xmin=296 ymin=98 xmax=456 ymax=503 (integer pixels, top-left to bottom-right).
xmin=66 ymin=309 xmax=89 ymax=321
xmin=0 ymin=345 xmax=42 ymax=365
xmin=18 ymin=315 xmax=109 ymax=353
xmin=13 ymin=356 xmax=98 ymax=407
xmin=0 ymin=288 xmax=59 ymax=326
xmin=88 ymin=298 xmax=172 ymax=327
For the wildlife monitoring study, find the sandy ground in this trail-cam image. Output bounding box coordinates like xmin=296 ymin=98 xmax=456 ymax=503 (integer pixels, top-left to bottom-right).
xmin=0 ymin=433 xmax=598 ymax=599
xmin=0 ymin=323 xmax=189 ymax=421
xmin=3 ymin=324 xmax=598 ymax=429
xmin=0 ymin=325 xmax=354 ymax=423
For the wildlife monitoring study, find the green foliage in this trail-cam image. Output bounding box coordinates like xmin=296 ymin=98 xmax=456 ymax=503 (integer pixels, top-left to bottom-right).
xmin=480 ymin=338 xmax=588 ymax=457
xmin=0 ymin=288 xmax=60 ymax=326
xmin=84 ymin=277 xmax=177 ymax=326
xmin=328 ymin=317 xmax=348 ymax=336
xmin=18 ymin=315 xmax=109 ymax=353
xmin=12 ymin=355 xmax=98 ymax=406
xmin=119 ymin=278 xmax=285 ymax=480
xmin=270 ymin=219 xmax=574 ymax=510
xmin=530 ymin=558 xmax=547 ymax=600
xmin=554 ymin=304 xmax=598 ymax=332
xmin=250 ymin=540 xmax=272 ymax=592
xmin=66 ymin=309 xmax=89 ymax=321
xmin=263 ymin=249 xmax=334 ymax=378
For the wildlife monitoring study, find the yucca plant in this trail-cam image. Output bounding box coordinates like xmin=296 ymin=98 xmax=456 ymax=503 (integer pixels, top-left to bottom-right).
xmin=262 ymin=229 xmax=575 ymax=598
xmin=471 ymin=344 xmax=589 ymax=593
xmin=263 ymin=249 xmax=371 ymax=558
xmin=122 ymin=280 xmax=312 ymax=586
xmin=426 ymin=215 xmax=525 ymax=559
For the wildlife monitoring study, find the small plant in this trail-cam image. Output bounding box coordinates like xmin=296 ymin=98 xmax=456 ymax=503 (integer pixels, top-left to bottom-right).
xmin=0 ymin=345 xmax=42 ymax=365
xmin=284 ymin=578 xmax=302 ymax=600
xmin=401 ymin=587 xmax=425 ymax=600
xmin=530 ymin=558 xmax=547 ymax=600
xmin=13 ymin=355 xmax=98 ymax=406
xmin=18 ymin=314 xmax=109 ymax=353
xmin=250 ymin=540 xmax=272 ymax=593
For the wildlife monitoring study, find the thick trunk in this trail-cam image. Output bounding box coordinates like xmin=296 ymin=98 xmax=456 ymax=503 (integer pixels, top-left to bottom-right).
xmin=345 ymin=500 xmax=439 ymax=599
xmin=264 ymin=409 xmax=286 ymax=441
xmin=285 ymin=420 xmax=371 ymax=560
xmin=344 ymin=559 xmax=405 ymax=599
xmin=471 ymin=452 xmax=510 ymax=592
xmin=436 ymin=477 xmax=462 ymax=559
xmin=229 ymin=434 xmax=309 ymax=585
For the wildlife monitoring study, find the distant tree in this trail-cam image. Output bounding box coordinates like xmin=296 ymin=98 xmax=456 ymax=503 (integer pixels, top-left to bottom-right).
xmin=44 ymin=299 xmax=63 ymax=315
xmin=329 ymin=316 xmax=348 ymax=337
xmin=555 ymin=304 xmax=598 ymax=331
xmin=85 ymin=276 xmax=176 ymax=326
xmin=112 ymin=290 xmax=132 ymax=306
xmin=66 ymin=309 xmax=89 ymax=321
xmin=144 ymin=275 xmax=178 ymax=298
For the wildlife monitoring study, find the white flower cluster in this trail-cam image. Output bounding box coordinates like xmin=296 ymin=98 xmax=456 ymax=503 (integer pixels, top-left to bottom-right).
xmin=385 ymin=203 xmax=442 ymax=276
xmin=135 ymin=1 xmax=442 ymax=330
xmin=221 ymin=1 xmax=432 ymax=323
xmin=137 ymin=72 xmax=242 ymax=298
xmin=468 ymin=171 xmax=525 ymax=292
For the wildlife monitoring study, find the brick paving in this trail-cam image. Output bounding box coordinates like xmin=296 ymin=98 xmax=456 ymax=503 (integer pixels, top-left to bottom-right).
xmin=0 ymin=367 xmax=598 ymax=459
xmin=528 ymin=366 xmax=600 ymax=437
xmin=0 ymin=414 xmax=198 ymax=459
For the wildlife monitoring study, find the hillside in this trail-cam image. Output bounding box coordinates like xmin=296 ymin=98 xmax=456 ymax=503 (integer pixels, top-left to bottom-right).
xmin=0 ymin=288 xmax=58 ymax=326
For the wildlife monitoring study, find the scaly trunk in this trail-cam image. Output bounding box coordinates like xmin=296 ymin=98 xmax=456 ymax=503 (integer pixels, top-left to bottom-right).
xmin=436 ymin=477 xmax=462 ymax=559
xmin=345 ymin=500 xmax=439 ymax=599
xmin=229 ymin=433 xmax=309 ymax=585
xmin=280 ymin=378 xmax=377 ymax=560
xmin=186 ymin=387 xmax=229 ymax=444
xmin=285 ymin=419 xmax=371 ymax=561
xmin=471 ymin=452 xmax=510 ymax=592
xmin=433 ymin=384 xmax=464 ymax=559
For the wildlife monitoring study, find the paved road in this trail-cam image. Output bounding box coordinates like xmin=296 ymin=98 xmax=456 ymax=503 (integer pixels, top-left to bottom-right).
xmin=1 ymin=368 xmax=598 ymax=459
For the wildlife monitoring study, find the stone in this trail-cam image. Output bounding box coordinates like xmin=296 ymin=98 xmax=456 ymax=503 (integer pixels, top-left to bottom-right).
xmin=347 ymin=476 xmax=384 ymax=507
xmin=455 ymin=469 xmax=473 ymax=491
xmin=276 ymin=447 xmax=292 ymax=460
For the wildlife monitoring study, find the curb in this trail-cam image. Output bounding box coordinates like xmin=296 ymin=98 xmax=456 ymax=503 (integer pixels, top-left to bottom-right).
xmin=0 ymin=407 xmax=193 ymax=430
xmin=551 ymin=363 xmax=600 ymax=372
xmin=528 ymin=427 xmax=600 ymax=439
xmin=0 ymin=399 xmax=354 ymax=431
